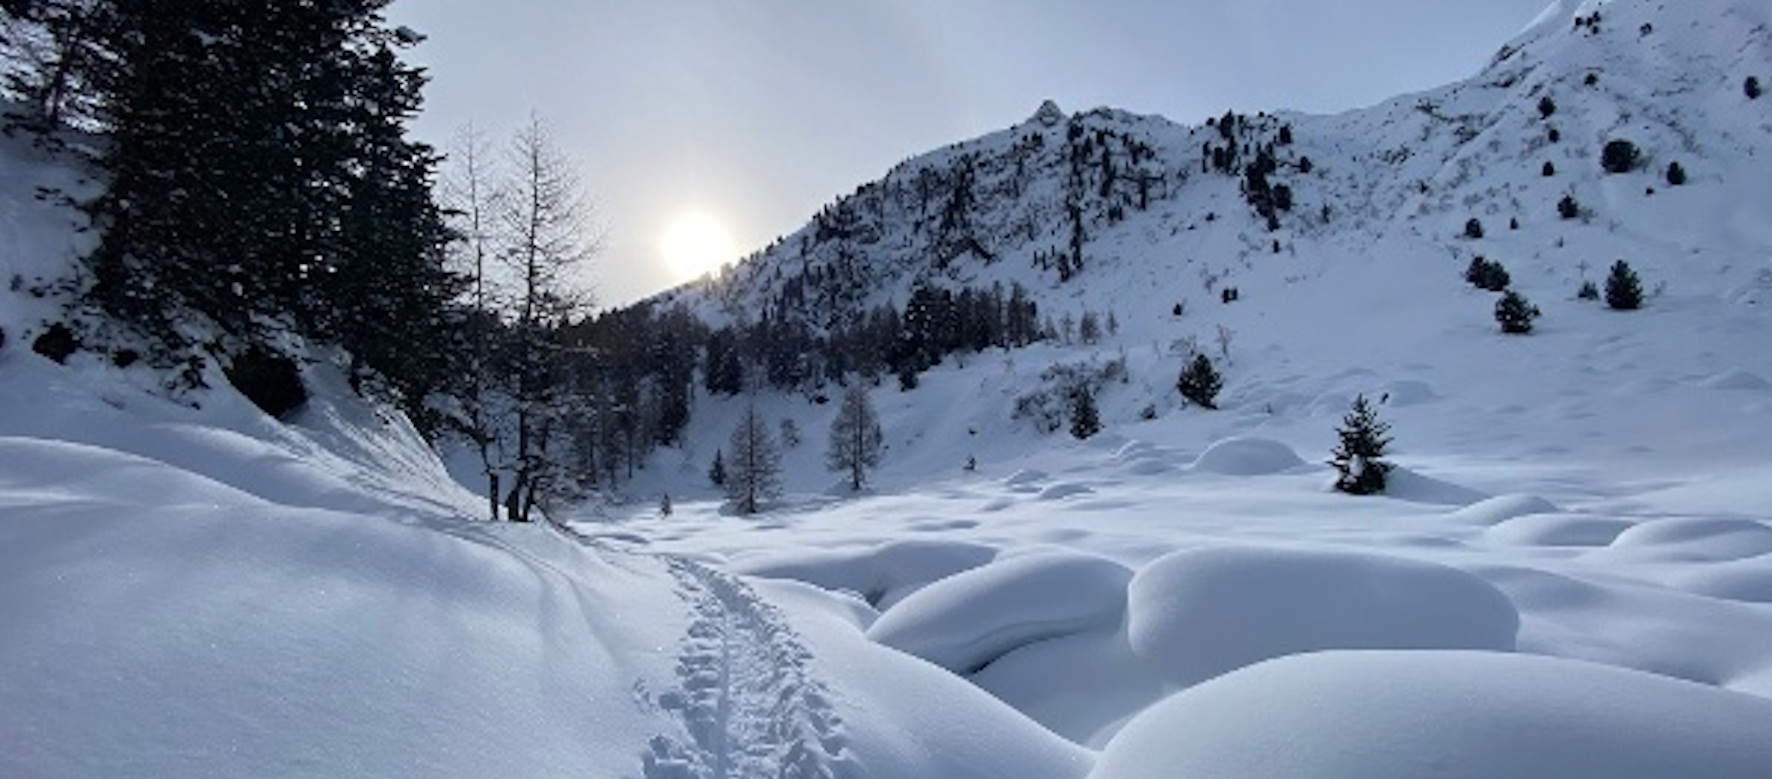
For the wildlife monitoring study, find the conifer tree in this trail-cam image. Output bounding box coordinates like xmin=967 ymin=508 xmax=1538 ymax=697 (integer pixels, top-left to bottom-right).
xmin=725 ymin=404 xmax=782 ymax=515
xmin=1177 ymin=353 xmax=1223 ymax=409
xmin=1604 ymin=260 xmax=1643 ymax=310
xmin=1494 ymin=290 xmax=1541 ymax=334
xmin=1330 ymin=394 xmax=1393 ymax=495
xmin=708 ymin=448 xmax=727 ymax=487
xmin=826 ymin=385 xmax=884 ymax=490
xmin=1069 ymin=387 xmax=1102 ymax=440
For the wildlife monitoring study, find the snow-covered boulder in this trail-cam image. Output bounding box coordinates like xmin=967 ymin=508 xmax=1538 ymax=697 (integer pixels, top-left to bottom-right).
xmin=1126 ymin=546 xmax=1518 ymax=686
xmin=866 ymin=550 xmax=1132 ymax=673
xmin=1091 ymin=650 xmax=1772 ymax=779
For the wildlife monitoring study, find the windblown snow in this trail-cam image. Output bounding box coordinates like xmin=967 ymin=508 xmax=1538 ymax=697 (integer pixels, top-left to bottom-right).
xmin=7 ymin=0 xmax=1772 ymax=777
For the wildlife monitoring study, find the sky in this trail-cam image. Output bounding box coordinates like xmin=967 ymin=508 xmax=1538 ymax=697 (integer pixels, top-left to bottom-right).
xmin=392 ymin=0 xmax=1556 ymax=307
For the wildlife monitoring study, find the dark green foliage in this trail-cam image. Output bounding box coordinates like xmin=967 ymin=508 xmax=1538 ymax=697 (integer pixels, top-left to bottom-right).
xmin=1537 ymin=95 xmax=1556 ymax=118
xmin=1177 ymin=353 xmax=1222 ymax=409
xmin=1463 ymin=218 xmax=1485 ymax=240
xmin=1578 ymin=280 xmax=1600 ymax=300
xmin=1495 ymin=290 xmax=1541 ymax=334
xmin=1068 ymin=387 xmax=1102 ymax=440
xmin=1601 ymin=139 xmax=1641 ymax=173
xmin=708 ymin=448 xmax=727 ymax=487
xmin=70 ymin=0 xmax=456 ymax=423
xmin=30 ymin=321 xmax=77 ymax=363
xmin=1665 ymin=161 xmax=1686 ymax=186
xmin=224 ymin=347 xmax=307 ymax=419
xmin=1558 ymin=194 xmax=1581 ymax=219
xmin=1747 ymin=76 xmax=1762 ymax=100
xmin=1464 ymin=257 xmax=1511 ymax=292
xmin=1330 ymin=394 xmax=1393 ymax=496
xmin=1605 ymin=260 xmax=1643 ymax=310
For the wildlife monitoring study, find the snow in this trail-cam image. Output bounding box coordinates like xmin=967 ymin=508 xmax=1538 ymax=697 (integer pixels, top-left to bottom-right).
xmin=1090 ymin=650 xmax=1772 ymax=779
xmin=1125 ymin=547 xmax=1520 ymax=687
xmin=8 ymin=0 xmax=1772 ymax=775
xmin=865 ymin=549 xmax=1132 ymax=674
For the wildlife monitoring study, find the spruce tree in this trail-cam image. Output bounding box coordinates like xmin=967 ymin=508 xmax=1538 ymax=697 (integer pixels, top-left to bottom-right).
xmin=1177 ymin=353 xmax=1223 ymax=409
xmin=1495 ymin=290 xmax=1541 ymax=334
xmin=708 ymin=448 xmax=727 ymax=487
xmin=826 ymin=385 xmax=884 ymax=490
xmin=1330 ymin=394 xmax=1393 ymax=495
xmin=1605 ymin=260 xmax=1643 ymax=310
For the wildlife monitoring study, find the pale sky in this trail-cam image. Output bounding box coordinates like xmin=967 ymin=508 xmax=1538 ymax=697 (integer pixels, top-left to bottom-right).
xmin=392 ymin=0 xmax=1554 ymax=307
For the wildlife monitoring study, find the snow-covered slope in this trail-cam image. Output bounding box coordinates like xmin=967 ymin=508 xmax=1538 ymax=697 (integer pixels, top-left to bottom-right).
xmin=7 ymin=1 xmax=1772 ymax=777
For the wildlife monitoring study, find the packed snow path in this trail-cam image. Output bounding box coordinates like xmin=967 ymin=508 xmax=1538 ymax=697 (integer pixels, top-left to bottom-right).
xmin=643 ymin=555 xmax=856 ymax=779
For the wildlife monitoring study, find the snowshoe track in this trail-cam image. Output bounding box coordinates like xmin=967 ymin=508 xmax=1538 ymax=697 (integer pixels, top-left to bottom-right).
xmin=643 ymin=556 xmax=856 ymax=779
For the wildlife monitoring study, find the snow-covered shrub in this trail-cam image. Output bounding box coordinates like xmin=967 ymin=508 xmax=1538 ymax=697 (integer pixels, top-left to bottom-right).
xmin=30 ymin=322 xmax=78 ymax=364
xmin=1601 ymin=139 xmax=1641 ymax=174
xmin=1558 ymin=194 xmax=1581 ymax=219
xmin=224 ymin=346 xmax=307 ymax=419
xmin=1665 ymin=161 xmax=1686 ymax=186
xmin=1578 ymin=280 xmax=1600 ymax=300
xmin=1463 ymin=257 xmax=1510 ymax=292
xmin=1463 ymin=218 xmax=1485 ymax=240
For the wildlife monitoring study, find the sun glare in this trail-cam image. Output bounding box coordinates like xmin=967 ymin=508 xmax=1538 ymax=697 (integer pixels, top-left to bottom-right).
xmin=660 ymin=212 xmax=736 ymax=282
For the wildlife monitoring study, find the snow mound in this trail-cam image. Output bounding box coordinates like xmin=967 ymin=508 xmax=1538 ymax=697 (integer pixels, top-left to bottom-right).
xmin=1037 ymin=482 xmax=1095 ymax=500
xmin=1485 ymin=513 xmax=1633 ymax=546
xmin=866 ymin=550 xmax=1132 ymax=673
xmin=971 ymin=627 xmax=1168 ymax=749
xmin=1377 ymin=379 xmax=1439 ymax=407
xmin=734 ymin=539 xmax=998 ymax=610
xmin=1448 ymin=494 xmax=1560 ymax=526
xmin=1091 ymin=650 xmax=1772 ymax=779
xmin=1604 ymin=517 xmax=1772 ymax=561
xmin=1126 ymin=547 xmax=1518 ymax=686
xmin=1187 ymin=437 xmax=1305 ymax=476
xmin=1674 ymin=556 xmax=1772 ymax=604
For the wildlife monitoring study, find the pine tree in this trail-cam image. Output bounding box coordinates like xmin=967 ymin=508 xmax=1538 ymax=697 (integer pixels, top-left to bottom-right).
xmin=1494 ymin=290 xmax=1541 ymax=334
xmin=1177 ymin=353 xmax=1223 ymax=409
xmin=1604 ymin=260 xmax=1643 ymax=310
xmin=725 ymin=404 xmax=782 ymax=515
xmin=826 ymin=385 xmax=884 ymax=491
xmin=1068 ymin=387 xmax=1102 ymax=440
xmin=1330 ymin=394 xmax=1393 ymax=495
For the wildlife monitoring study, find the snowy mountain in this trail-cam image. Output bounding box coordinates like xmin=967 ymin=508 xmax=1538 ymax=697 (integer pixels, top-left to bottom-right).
xmin=7 ymin=1 xmax=1772 ymax=778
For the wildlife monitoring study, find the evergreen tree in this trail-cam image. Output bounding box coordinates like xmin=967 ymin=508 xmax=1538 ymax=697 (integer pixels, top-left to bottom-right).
xmin=725 ymin=404 xmax=781 ymax=515
xmin=1494 ymin=290 xmax=1541 ymax=334
xmin=708 ymin=448 xmax=727 ymax=487
xmin=826 ymin=385 xmax=883 ymax=491
xmin=1604 ymin=260 xmax=1643 ymax=310
xmin=1665 ymin=161 xmax=1686 ymax=186
xmin=1068 ymin=387 xmax=1102 ymax=440
xmin=1463 ymin=218 xmax=1485 ymax=240
xmin=1330 ymin=394 xmax=1393 ymax=495
xmin=1177 ymin=353 xmax=1223 ymax=409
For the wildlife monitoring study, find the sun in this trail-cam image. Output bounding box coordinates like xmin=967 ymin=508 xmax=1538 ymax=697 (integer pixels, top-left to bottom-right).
xmin=660 ymin=211 xmax=736 ymax=282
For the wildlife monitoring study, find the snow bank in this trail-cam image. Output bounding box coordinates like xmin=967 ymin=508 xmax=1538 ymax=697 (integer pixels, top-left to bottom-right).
xmin=0 ymin=502 xmax=675 ymax=779
xmin=971 ymin=627 xmax=1168 ymax=748
xmin=1091 ymin=650 xmax=1772 ymax=779
xmin=1187 ymin=436 xmax=1305 ymax=476
xmin=867 ymin=549 xmax=1132 ymax=673
xmin=1447 ymin=493 xmax=1560 ymax=525
xmin=1126 ymin=547 xmax=1518 ymax=686
xmin=733 ymin=538 xmax=998 ymax=610
xmin=1602 ymin=517 xmax=1772 ymax=562
xmin=1485 ymin=512 xmax=1633 ymax=546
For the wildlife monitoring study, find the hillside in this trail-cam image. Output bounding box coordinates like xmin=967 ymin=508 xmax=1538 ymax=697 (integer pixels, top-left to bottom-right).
xmin=6 ymin=1 xmax=1772 ymax=778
